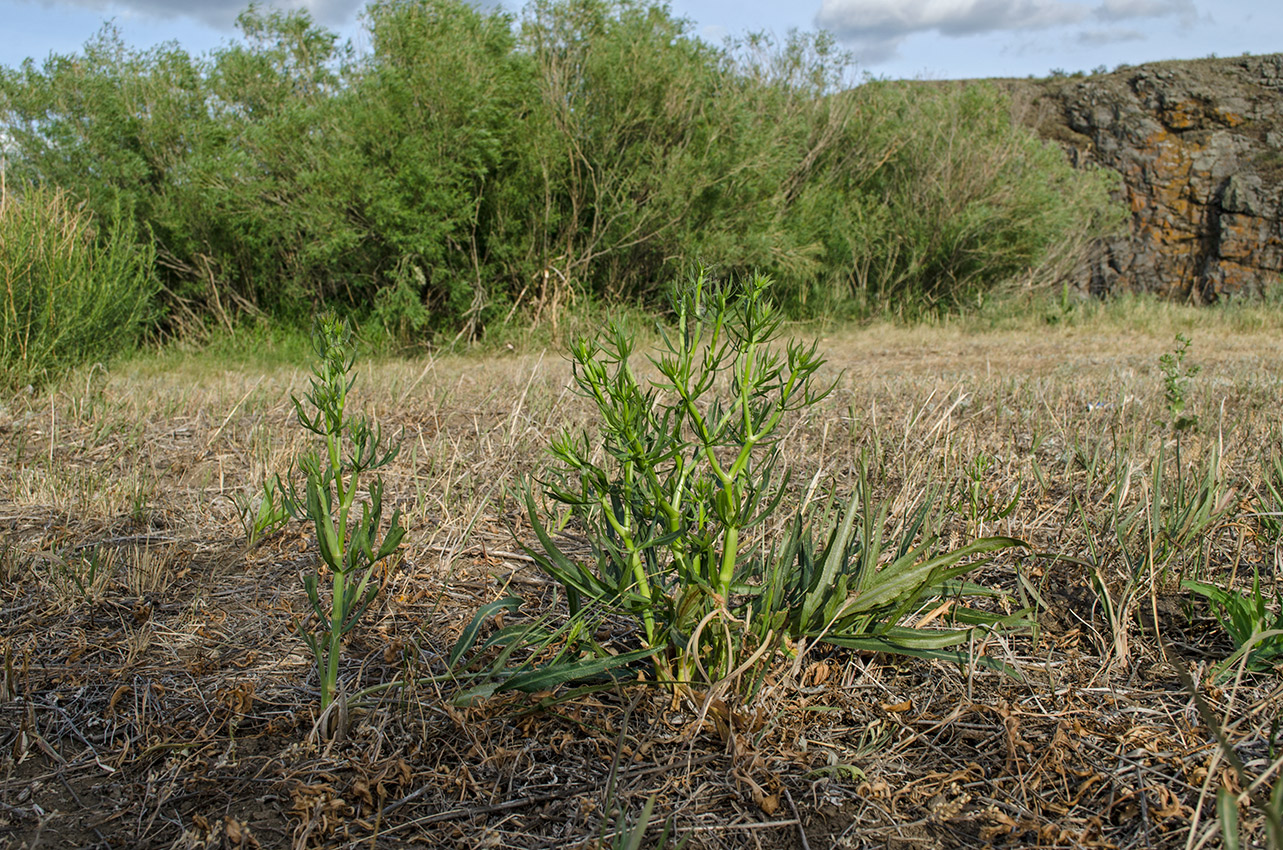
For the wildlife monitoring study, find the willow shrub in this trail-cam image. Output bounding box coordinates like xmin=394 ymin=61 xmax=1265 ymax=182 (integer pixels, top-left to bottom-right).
xmin=0 ymin=1 xmax=1124 ymax=338
xmin=0 ymin=184 xmax=156 ymax=390
xmin=787 ymin=80 xmax=1125 ymax=317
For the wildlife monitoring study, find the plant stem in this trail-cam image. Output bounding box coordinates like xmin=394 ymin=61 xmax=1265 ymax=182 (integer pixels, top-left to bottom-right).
xmin=718 ymin=525 xmax=739 ymax=601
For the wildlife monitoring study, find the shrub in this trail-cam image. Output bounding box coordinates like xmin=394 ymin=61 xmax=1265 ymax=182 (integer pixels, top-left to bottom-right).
xmin=793 ymin=80 xmax=1124 ymax=316
xmin=0 ymin=183 xmax=156 ymax=390
xmin=353 ymin=0 xmax=544 ymax=335
xmin=0 ymin=1 xmax=1125 ymax=336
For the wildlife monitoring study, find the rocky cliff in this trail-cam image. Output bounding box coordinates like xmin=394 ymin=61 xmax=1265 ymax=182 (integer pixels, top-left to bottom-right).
xmin=1013 ymin=54 xmax=1283 ymax=301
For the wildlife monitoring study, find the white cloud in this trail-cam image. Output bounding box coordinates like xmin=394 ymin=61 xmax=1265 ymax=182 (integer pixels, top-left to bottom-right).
xmin=702 ymin=23 xmax=729 ymax=42
xmin=847 ymin=38 xmax=904 ymax=65
xmin=815 ymin=0 xmax=1087 ymax=41
xmin=1076 ymin=26 xmax=1145 ymax=43
xmin=817 ymin=0 xmax=1202 ymax=64
xmin=46 ymin=0 xmax=365 ymax=29
xmin=1093 ymin=0 xmax=1195 ymax=21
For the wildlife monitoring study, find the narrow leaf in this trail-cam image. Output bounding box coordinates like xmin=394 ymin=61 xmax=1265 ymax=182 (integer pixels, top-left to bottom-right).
xmin=449 ymin=597 xmax=523 ymax=671
xmin=503 ymin=645 xmax=665 ymax=692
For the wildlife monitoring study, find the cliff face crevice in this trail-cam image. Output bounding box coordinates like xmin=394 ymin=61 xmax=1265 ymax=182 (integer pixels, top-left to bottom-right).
xmin=1017 ymin=54 xmax=1283 ymax=300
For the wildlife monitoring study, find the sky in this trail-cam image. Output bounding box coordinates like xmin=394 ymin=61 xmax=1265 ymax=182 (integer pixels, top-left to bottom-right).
xmin=0 ymin=0 xmax=1278 ymax=81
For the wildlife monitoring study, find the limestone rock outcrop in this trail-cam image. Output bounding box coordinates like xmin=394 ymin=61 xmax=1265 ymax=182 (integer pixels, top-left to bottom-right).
xmin=1016 ymin=54 xmax=1283 ymax=300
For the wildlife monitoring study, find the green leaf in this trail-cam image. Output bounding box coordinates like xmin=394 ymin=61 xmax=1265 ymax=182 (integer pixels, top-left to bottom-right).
xmin=799 ymin=494 xmax=861 ymax=628
xmin=623 ymin=795 xmax=659 ymax=850
xmin=1217 ymin=787 xmax=1239 ymax=850
xmin=374 ymin=512 xmax=407 ymax=561
xmin=503 ymin=645 xmax=665 ymax=692
xmin=819 ymin=630 xmax=1023 ymax=678
xmin=449 ymin=596 xmax=523 ymax=671
xmin=1268 ymin=779 xmax=1283 ymax=848
xmin=823 ymin=624 xmax=973 ymax=650
xmin=850 ymin=536 xmax=1025 ymax=617
xmin=478 ymin=622 xmax=551 ymax=654
xmin=451 ymin=680 xmax=505 ymax=708
xmin=520 ymin=485 xmax=613 ymax=604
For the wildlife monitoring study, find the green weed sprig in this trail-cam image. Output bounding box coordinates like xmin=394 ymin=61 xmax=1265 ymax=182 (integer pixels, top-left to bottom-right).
xmin=287 ymin=314 xmax=405 ymax=733
xmin=1183 ymin=569 xmax=1283 ymax=678
xmin=234 ymin=476 xmax=290 ymax=547
xmin=1159 ymin=332 xmax=1200 ymax=433
xmin=1153 ymin=333 xmax=1227 ymax=574
xmin=947 ymin=452 xmax=1021 ymax=534
xmin=518 ymin=272 xmax=1027 ymax=698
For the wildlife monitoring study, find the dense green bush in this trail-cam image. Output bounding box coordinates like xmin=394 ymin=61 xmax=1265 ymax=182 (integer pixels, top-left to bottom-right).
xmin=0 ymin=184 xmax=156 ymax=389
xmin=352 ymin=0 xmax=545 ymax=338
xmin=0 ymin=0 xmax=1123 ymax=345
xmin=793 ymin=80 xmax=1124 ymax=316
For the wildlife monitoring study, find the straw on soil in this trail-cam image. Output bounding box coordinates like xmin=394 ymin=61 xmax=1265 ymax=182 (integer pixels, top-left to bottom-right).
xmin=1 ymin=323 xmax=1280 ymax=849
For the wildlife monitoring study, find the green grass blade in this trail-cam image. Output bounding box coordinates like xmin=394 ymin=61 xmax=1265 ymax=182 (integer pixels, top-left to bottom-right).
xmin=1217 ymin=787 xmax=1240 ymax=850
xmin=799 ymin=495 xmax=861 ymax=627
xmin=847 ymin=536 xmax=1025 ymax=616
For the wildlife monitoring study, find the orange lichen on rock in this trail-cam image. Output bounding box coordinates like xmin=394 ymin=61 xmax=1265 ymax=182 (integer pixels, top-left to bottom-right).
xmin=1160 ymin=100 xmax=1202 ymax=130
xmin=1215 ymin=109 xmax=1244 ymax=127
xmin=1021 ymin=53 xmax=1283 ymax=299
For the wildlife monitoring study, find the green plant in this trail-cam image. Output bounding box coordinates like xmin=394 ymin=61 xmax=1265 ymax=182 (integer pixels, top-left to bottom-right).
xmin=53 ymin=546 xmax=114 ymax=602
xmin=947 ymin=452 xmax=1020 ymax=533
xmin=1043 ymin=282 xmax=1081 ymax=325
xmin=1217 ymin=777 xmax=1283 ymax=850
xmin=1069 ymin=460 xmax=1146 ymax=667
xmin=287 ymin=314 xmax=406 ymax=732
xmin=1257 ymin=452 xmax=1283 ymax=543
xmin=0 ymin=183 xmax=156 ymax=390
xmin=1159 ymin=332 xmax=1200 ymax=434
xmin=446 ymin=596 xmax=661 ymax=705
xmin=1150 ymin=441 xmax=1233 ymax=571
xmin=1183 ymin=569 xmax=1283 ymax=677
xmin=0 ymin=541 xmax=20 ymax=586
xmin=520 ymin=272 xmax=1027 ymax=697
xmin=1150 ymin=334 xmax=1230 ymax=575
xmin=757 ymin=465 xmax=1028 ymax=671
xmin=233 ymin=476 xmax=291 ymax=547
xmin=371 ymin=261 xmax=432 ymax=349
xmin=601 ymin=794 xmax=687 ymax=850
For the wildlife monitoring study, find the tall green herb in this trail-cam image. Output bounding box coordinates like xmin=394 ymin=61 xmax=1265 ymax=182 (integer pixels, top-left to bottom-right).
xmin=288 ymin=314 xmax=405 ymax=734
xmin=520 ymin=272 xmax=1027 ymax=696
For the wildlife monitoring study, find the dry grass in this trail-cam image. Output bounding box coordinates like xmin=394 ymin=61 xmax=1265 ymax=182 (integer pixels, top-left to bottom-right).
xmin=1 ymin=314 xmax=1281 ymax=849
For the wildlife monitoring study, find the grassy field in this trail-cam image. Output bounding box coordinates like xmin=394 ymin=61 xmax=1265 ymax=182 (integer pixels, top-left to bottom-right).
xmin=1 ymin=301 xmax=1282 ymax=849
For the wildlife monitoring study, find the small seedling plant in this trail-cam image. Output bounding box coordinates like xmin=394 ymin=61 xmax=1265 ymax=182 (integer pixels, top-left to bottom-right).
xmin=948 ymin=451 xmax=1020 ymax=535
xmin=1159 ymin=332 xmax=1200 ymax=436
xmin=1157 ymin=332 xmax=1201 ymax=514
xmin=1184 ymin=569 xmax=1283 ymax=678
xmin=233 ymin=476 xmax=290 ymax=547
xmin=286 ymin=314 xmax=405 ymax=729
xmin=1150 ymin=334 xmax=1232 ymax=572
xmin=516 ymin=272 xmax=1026 ymax=699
